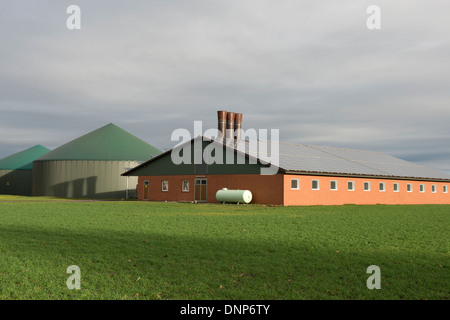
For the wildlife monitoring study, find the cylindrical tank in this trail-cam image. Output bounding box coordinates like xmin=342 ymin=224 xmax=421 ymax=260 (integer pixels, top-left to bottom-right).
xmin=216 ymin=188 xmax=252 ymax=204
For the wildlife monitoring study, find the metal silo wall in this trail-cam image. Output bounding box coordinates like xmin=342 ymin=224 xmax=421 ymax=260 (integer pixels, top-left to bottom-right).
xmin=32 ymin=160 xmax=139 ymax=199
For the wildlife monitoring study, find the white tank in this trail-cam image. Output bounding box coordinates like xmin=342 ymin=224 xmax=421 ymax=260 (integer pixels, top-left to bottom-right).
xmin=216 ymin=188 xmax=252 ymax=204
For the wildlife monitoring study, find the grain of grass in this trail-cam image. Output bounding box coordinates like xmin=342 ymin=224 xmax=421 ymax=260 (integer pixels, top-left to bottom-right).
xmin=0 ymin=196 xmax=448 ymax=300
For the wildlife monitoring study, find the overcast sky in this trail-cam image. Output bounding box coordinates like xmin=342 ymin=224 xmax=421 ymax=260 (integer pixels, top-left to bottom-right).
xmin=1 ymin=0 xmax=449 ymax=173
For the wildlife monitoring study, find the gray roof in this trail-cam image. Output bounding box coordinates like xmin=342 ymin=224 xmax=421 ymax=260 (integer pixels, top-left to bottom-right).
xmin=242 ymin=140 xmax=450 ymax=181
xmin=123 ymin=136 xmax=450 ymax=181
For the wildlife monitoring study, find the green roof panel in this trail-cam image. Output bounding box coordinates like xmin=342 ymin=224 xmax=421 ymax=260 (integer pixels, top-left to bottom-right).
xmin=36 ymin=123 xmax=162 ymax=161
xmin=0 ymin=145 xmax=51 ymax=170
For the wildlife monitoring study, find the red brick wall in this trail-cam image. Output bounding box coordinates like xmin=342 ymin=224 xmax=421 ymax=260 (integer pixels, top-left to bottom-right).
xmin=283 ymin=175 xmax=450 ymax=205
xmin=137 ymin=174 xmax=284 ymax=205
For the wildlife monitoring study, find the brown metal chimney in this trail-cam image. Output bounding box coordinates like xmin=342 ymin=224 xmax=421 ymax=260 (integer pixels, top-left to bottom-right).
xmin=234 ymin=113 xmax=243 ymax=143
xmin=226 ymin=111 xmax=235 ymax=143
xmin=217 ymin=110 xmax=227 ymax=140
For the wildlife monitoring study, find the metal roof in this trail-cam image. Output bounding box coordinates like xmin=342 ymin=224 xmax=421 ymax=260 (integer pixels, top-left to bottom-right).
xmin=36 ymin=123 xmax=162 ymax=161
xmin=0 ymin=145 xmax=51 ymax=170
xmin=123 ymin=136 xmax=450 ymax=181
xmin=248 ymin=140 xmax=450 ymax=181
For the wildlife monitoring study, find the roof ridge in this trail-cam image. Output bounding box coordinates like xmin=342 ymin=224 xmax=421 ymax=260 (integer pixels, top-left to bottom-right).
xmin=0 ymin=145 xmax=51 ymax=170
xmin=36 ymin=123 xmax=162 ymax=161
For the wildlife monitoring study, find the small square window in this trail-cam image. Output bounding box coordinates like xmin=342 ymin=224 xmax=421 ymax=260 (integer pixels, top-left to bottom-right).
xmin=379 ymin=182 xmax=385 ymax=192
xmin=431 ymin=185 xmax=437 ymax=193
xmin=364 ymin=182 xmax=371 ymax=191
xmin=407 ymin=184 xmax=413 ymax=192
xmin=393 ymin=183 xmax=399 ymax=192
xmin=162 ymin=180 xmax=169 ymax=192
xmin=182 ymin=180 xmax=190 ymax=192
xmin=444 ymin=185 xmax=448 ymax=193
xmin=348 ymin=181 xmax=354 ymax=191
xmin=330 ymin=180 xmax=338 ymax=190
xmin=312 ymin=180 xmax=320 ymax=190
xmin=420 ymin=184 xmax=425 ymax=193
xmin=291 ymin=179 xmax=299 ymax=190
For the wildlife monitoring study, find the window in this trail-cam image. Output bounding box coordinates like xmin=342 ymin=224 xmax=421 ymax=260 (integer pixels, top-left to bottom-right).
xmin=379 ymin=182 xmax=385 ymax=192
xmin=393 ymin=183 xmax=399 ymax=192
xmin=407 ymin=184 xmax=413 ymax=192
xmin=312 ymin=180 xmax=320 ymax=190
xmin=348 ymin=181 xmax=355 ymax=191
xmin=444 ymin=185 xmax=448 ymax=193
xmin=182 ymin=180 xmax=190 ymax=192
xmin=291 ymin=179 xmax=299 ymax=190
xmin=431 ymin=185 xmax=437 ymax=193
xmin=162 ymin=180 xmax=169 ymax=192
xmin=420 ymin=184 xmax=425 ymax=193
xmin=330 ymin=180 xmax=338 ymax=190
xmin=364 ymin=182 xmax=371 ymax=191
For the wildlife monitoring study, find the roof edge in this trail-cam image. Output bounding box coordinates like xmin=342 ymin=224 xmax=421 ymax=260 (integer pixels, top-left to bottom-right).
xmin=122 ymin=135 xmax=281 ymax=176
xmin=284 ymin=170 xmax=450 ymax=182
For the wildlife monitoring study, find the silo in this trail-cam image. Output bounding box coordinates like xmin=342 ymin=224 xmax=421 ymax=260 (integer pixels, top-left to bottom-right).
xmin=0 ymin=145 xmax=51 ymax=196
xmin=32 ymin=123 xmax=161 ymax=199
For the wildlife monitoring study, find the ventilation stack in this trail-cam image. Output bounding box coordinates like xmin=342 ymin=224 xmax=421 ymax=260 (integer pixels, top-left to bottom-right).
xmin=234 ymin=113 xmax=243 ymax=146
xmin=217 ymin=110 xmax=243 ymax=146
xmin=217 ymin=110 xmax=227 ymax=141
xmin=226 ymin=112 xmax=235 ymax=144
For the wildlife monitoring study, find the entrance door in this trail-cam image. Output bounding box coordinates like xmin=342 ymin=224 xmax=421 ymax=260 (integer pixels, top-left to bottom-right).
xmin=143 ymin=180 xmax=149 ymax=200
xmin=194 ymin=179 xmax=207 ymax=202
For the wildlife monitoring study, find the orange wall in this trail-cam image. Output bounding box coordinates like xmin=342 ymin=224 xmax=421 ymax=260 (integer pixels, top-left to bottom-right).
xmin=137 ymin=174 xmax=284 ymax=205
xmin=283 ymin=175 xmax=450 ymax=205
xmin=137 ymin=174 xmax=450 ymax=206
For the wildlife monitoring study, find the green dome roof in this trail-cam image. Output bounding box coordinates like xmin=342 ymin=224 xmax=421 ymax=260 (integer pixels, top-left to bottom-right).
xmin=0 ymin=145 xmax=51 ymax=170
xmin=36 ymin=123 xmax=161 ymax=161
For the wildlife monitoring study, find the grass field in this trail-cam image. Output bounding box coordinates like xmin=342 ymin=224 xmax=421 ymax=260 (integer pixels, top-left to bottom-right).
xmin=0 ymin=195 xmax=448 ymax=300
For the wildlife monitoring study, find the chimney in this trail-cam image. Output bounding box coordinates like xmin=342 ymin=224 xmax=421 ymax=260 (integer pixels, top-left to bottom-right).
xmin=234 ymin=113 xmax=243 ymax=145
xmin=226 ymin=111 xmax=235 ymax=144
xmin=217 ymin=110 xmax=227 ymax=140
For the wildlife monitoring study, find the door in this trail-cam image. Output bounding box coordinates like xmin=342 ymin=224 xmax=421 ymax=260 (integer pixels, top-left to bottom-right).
xmin=143 ymin=180 xmax=149 ymax=200
xmin=194 ymin=179 xmax=207 ymax=202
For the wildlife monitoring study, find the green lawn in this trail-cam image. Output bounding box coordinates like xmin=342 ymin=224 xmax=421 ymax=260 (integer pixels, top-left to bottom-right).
xmin=0 ymin=196 xmax=448 ymax=300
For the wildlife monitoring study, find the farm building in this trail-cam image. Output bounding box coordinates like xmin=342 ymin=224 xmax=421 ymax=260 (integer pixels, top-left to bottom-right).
xmin=0 ymin=145 xmax=51 ymax=196
xmin=123 ymin=111 xmax=450 ymax=206
xmin=32 ymin=123 xmax=162 ymax=199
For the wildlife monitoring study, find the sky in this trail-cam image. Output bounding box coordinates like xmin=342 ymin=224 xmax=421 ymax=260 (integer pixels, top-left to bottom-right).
xmin=1 ymin=0 xmax=449 ymax=173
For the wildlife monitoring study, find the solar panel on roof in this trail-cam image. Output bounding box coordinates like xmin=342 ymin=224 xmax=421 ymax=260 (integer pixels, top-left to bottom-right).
xmin=233 ymin=139 xmax=450 ymax=180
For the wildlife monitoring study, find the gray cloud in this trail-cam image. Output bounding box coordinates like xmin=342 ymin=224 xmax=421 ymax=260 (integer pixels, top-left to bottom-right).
xmin=1 ymin=0 xmax=449 ymax=173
